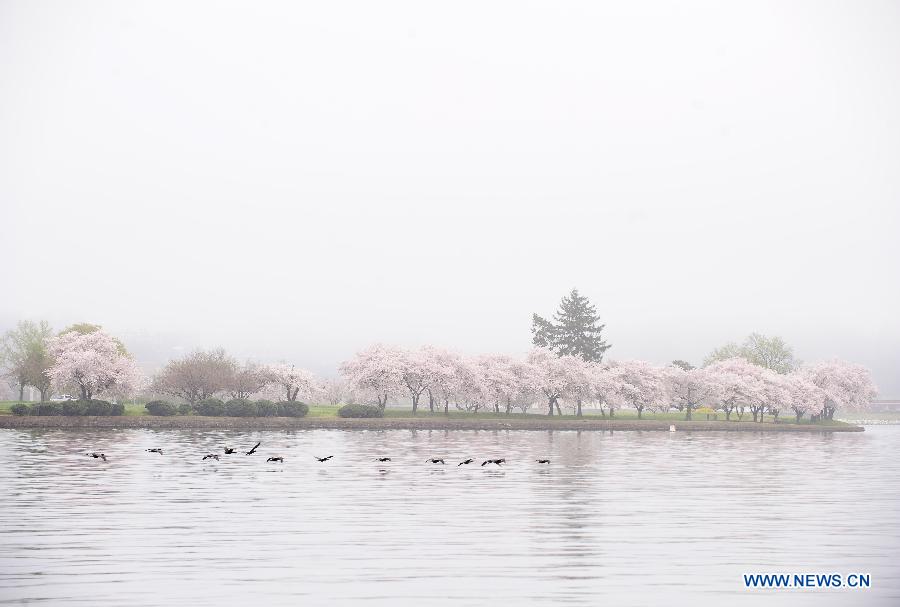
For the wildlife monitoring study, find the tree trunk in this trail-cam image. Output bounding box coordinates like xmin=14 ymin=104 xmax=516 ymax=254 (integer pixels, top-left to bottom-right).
xmin=576 ymin=398 xmax=582 ymax=417
xmin=609 ymin=406 xmax=615 ymax=418
xmin=685 ymin=405 xmax=692 ymax=421
xmin=555 ymin=400 xmax=562 ymax=415
xmin=18 ymin=383 xmax=24 ymax=402
xmin=725 ymin=410 xmax=732 ymax=421
xmin=39 ymin=387 xmax=49 ymax=402
xmin=637 ymin=406 xmax=643 ymax=419
xmin=547 ymin=397 xmax=555 ymax=416
xmin=412 ymin=394 xmax=418 ymax=415
xmin=444 ymin=397 xmax=449 ymax=415
xmin=795 ymin=412 xmax=802 ymax=423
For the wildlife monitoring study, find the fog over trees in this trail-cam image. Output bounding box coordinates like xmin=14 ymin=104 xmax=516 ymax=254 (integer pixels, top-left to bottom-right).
xmin=0 ymin=286 xmax=881 ymax=423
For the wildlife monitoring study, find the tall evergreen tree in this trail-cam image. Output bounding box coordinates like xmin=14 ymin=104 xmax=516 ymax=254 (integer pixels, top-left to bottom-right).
xmin=531 ymin=288 xmax=611 ymax=362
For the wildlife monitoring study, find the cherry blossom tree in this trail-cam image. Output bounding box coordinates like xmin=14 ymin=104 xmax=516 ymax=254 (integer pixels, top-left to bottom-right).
xmin=589 ymin=363 xmax=617 ymax=417
xmin=227 ymin=361 xmax=274 ymax=399
xmin=322 ymin=378 xmax=347 ymax=406
xmin=665 ymin=365 xmax=715 ymax=420
xmin=704 ymin=358 xmax=767 ymax=421
xmin=450 ymin=356 xmax=490 ymax=412
xmin=786 ymin=374 xmax=824 ymax=423
xmin=47 ymin=330 xmax=144 ymax=400
xmin=757 ymin=371 xmax=790 ymax=423
xmin=419 ymin=346 xmax=461 ymax=414
xmin=152 ymin=348 xmax=236 ymax=405
xmin=526 ymin=347 xmax=579 ymax=416
xmin=339 ymin=344 xmax=404 ymax=411
xmin=397 ymin=347 xmax=432 ymax=415
xmin=801 ymin=360 xmax=878 ymax=419
xmin=477 ymin=354 xmax=521 ymax=414
xmin=604 ymin=360 xmax=669 ymax=419
xmin=268 ymin=363 xmax=320 ymax=402
xmin=561 ymin=356 xmax=594 ymax=417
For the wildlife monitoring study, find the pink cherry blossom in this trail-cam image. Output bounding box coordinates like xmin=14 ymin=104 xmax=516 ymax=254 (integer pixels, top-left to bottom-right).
xmin=47 ymin=330 xmax=144 ymax=400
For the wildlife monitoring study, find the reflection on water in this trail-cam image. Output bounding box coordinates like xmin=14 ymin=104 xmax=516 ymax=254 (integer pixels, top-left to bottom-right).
xmin=1 ymin=427 xmax=898 ymax=606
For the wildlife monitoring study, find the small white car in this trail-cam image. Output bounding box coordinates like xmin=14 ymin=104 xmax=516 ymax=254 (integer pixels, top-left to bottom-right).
xmin=49 ymin=394 xmax=77 ymax=402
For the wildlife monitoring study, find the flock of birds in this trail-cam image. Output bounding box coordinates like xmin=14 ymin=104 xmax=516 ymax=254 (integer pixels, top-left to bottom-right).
xmin=84 ymin=442 xmax=551 ymax=466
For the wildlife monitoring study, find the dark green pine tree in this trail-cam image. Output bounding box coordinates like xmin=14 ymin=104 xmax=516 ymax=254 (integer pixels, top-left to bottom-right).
xmin=531 ymin=288 xmax=611 ymax=362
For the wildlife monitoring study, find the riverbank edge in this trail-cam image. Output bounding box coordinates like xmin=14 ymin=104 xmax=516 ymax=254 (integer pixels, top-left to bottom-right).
xmin=0 ymin=416 xmax=864 ymax=432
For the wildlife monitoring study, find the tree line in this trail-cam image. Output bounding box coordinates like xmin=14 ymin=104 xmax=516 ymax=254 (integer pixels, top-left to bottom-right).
xmin=0 ymin=301 xmax=878 ymax=422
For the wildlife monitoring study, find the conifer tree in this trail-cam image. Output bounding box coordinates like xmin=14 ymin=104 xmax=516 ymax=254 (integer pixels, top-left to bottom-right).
xmin=531 ymin=289 xmax=611 ymax=362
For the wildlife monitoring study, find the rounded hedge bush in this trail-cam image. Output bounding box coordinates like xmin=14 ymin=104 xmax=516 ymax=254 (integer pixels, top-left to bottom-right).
xmin=32 ymin=402 xmax=63 ymax=416
xmin=226 ymin=399 xmax=258 ymax=417
xmin=177 ymin=403 xmax=193 ymax=416
xmin=276 ymin=401 xmax=309 ymax=417
xmin=195 ymin=398 xmax=226 ymax=416
xmin=337 ymin=403 xmax=383 ymax=418
xmin=145 ymin=400 xmax=178 ymax=416
xmin=8 ymin=400 xmax=123 ymax=416
xmin=255 ymin=399 xmax=278 ymax=417
xmin=62 ymin=401 xmax=89 ymax=416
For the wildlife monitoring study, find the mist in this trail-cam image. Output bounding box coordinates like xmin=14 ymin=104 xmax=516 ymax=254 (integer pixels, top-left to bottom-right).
xmin=1 ymin=0 xmax=898 ymax=394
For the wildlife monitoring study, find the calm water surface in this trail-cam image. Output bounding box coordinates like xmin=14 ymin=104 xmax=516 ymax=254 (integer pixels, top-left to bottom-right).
xmin=1 ymin=427 xmax=898 ymax=606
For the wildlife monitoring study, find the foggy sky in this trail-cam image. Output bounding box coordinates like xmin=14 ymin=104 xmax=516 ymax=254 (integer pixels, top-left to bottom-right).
xmin=1 ymin=1 xmax=898 ymax=396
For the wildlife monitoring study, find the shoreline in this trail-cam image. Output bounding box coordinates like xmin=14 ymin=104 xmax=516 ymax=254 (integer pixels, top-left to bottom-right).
xmin=0 ymin=416 xmax=864 ymax=432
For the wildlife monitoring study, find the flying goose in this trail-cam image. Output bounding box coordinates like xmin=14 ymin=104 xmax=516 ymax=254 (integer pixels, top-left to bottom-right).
xmin=86 ymin=452 xmax=107 ymax=461
xmin=245 ymin=442 xmax=261 ymax=455
xmin=146 ymin=448 xmax=163 ymax=455
xmin=203 ymin=454 xmax=220 ymax=461
xmin=481 ymin=459 xmax=505 ymax=466
xmin=426 ymin=458 xmax=446 ymax=465
xmin=267 ymin=456 xmax=284 ymax=463
xmin=315 ymin=455 xmax=334 ymax=462
xmin=457 ymin=459 xmax=475 ymax=466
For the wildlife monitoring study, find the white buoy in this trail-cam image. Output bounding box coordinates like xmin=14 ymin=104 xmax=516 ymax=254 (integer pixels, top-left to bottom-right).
xmin=669 ymin=424 xmax=676 ymax=432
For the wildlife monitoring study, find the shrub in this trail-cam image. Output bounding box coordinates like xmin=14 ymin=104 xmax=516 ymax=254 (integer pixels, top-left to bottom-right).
xmin=337 ymin=403 xmax=383 ymax=418
xmin=276 ymin=401 xmax=309 ymax=417
xmin=32 ymin=402 xmax=63 ymax=416
xmin=62 ymin=401 xmax=89 ymax=416
xmin=226 ymin=399 xmax=258 ymax=417
xmin=196 ymin=398 xmax=226 ymax=417
xmin=10 ymin=403 xmax=30 ymax=416
xmin=85 ymin=400 xmax=121 ymax=416
xmin=145 ymin=400 xmax=178 ymax=416
xmin=177 ymin=403 xmax=193 ymax=416
xmin=255 ymin=399 xmax=278 ymax=417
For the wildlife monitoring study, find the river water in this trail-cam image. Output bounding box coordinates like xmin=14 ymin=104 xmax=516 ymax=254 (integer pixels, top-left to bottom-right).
xmin=0 ymin=426 xmax=898 ymax=606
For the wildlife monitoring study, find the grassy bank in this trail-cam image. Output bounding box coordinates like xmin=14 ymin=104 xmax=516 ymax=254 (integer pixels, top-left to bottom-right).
xmin=0 ymin=405 xmax=863 ymax=432
xmin=0 ymin=400 xmax=857 ymax=428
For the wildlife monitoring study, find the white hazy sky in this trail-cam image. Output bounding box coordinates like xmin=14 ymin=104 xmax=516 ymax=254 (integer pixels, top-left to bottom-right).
xmin=1 ymin=1 xmax=898 ymax=395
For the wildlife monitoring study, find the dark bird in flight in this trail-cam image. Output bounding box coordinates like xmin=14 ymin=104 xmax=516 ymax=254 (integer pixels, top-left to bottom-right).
xmin=224 ymin=447 xmax=236 ymax=454
xmin=458 ymin=459 xmax=475 ymax=466
xmin=203 ymin=454 xmax=220 ymax=461
xmin=481 ymin=459 xmax=505 ymax=466
xmin=267 ymin=457 xmax=284 ymax=463
xmin=86 ymin=452 xmax=107 ymax=461
xmin=315 ymin=455 xmax=334 ymax=462
xmin=375 ymin=457 xmax=391 ymax=462
xmin=146 ymin=448 xmax=163 ymax=454
xmin=426 ymin=458 xmax=446 ymax=464
xmin=245 ymin=442 xmax=261 ymax=455
xmin=536 ymin=459 xmax=550 ymax=464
